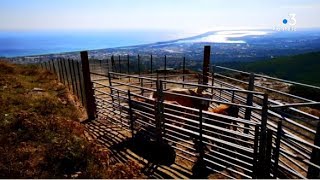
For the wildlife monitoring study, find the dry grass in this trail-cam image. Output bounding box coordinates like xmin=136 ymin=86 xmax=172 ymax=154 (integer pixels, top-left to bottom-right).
xmin=0 ymin=60 xmax=144 ymax=178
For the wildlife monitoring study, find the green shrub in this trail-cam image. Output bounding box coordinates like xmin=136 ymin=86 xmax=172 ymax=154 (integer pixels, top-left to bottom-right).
xmin=289 ymin=85 xmax=320 ymax=102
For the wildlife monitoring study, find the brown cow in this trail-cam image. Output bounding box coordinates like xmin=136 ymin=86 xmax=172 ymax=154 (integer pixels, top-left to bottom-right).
xmin=150 ymin=88 xmax=212 ymax=110
xmin=208 ymin=104 xmax=239 ymax=130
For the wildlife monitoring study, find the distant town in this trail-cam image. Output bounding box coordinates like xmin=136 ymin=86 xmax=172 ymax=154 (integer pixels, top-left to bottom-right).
xmin=7 ymin=29 xmax=320 ymax=66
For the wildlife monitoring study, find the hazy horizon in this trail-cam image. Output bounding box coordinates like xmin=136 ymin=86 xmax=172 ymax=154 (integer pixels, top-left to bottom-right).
xmin=1 ymin=0 xmax=320 ymax=33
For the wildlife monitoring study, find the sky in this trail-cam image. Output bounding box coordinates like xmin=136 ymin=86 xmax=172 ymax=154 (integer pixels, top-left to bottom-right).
xmin=1 ymin=0 xmax=320 ymax=33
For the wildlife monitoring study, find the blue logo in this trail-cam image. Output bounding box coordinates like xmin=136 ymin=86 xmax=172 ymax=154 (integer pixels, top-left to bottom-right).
xmin=282 ymin=19 xmax=288 ymax=24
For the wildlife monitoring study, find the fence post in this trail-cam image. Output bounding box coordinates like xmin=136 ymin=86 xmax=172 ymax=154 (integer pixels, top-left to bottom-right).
xmin=150 ymin=54 xmax=153 ymax=74
xmin=231 ymin=91 xmax=235 ymax=102
xmin=63 ymin=59 xmax=71 ymax=90
xmin=76 ymin=61 xmax=85 ymax=106
xmin=202 ymin=46 xmax=211 ymax=86
xmin=164 ymin=55 xmax=167 ymax=89
xmin=68 ymin=59 xmax=76 ymax=94
xmin=183 ymin=57 xmax=186 ymax=88
xmin=127 ymin=54 xmax=130 ymax=82
xmin=71 ymin=60 xmax=80 ymax=101
xmin=252 ymin=124 xmax=260 ymax=178
xmin=244 ymin=73 xmax=255 ymax=134
xmin=108 ymin=72 xmax=115 ymax=112
xmin=140 ymin=77 xmax=144 ymax=95
xmin=273 ymin=120 xmax=282 ymax=178
xmin=211 ymin=65 xmax=215 ymax=98
xmin=265 ymin=129 xmax=273 ymax=178
xmin=128 ymin=90 xmax=135 ymax=139
xmin=44 ymin=61 xmax=48 ymax=70
xmin=111 ymin=55 xmax=115 ymax=72
xmin=106 ymin=59 xmax=110 ymax=73
xmin=80 ymin=51 xmax=96 ymax=121
xmin=138 ymin=54 xmax=141 ymax=77
xmin=198 ymin=108 xmax=204 ymax=161
xmin=257 ymin=94 xmax=269 ymax=178
xmin=155 ymin=80 xmax=164 ymax=142
xmin=118 ymin=55 xmax=121 ymax=73
xmin=51 ymin=59 xmax=57 ymax=75
xmin=59 ymin=59 xmax=65 ymax=85
xmin=48 ymin=60 xmax=52 ymax=72
xmin=307 ymin=121 xmax=320 ymax=178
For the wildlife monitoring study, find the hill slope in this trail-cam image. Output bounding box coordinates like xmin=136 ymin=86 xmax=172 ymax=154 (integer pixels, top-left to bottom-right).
xmin=0 ymin=61 xmax=143 ymax=178
xmin=241 ymin=52 xmax=320 ymax=86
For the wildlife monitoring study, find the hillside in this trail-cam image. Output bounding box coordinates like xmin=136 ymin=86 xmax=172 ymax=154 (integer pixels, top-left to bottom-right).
xmin=0 ymin=61 xmax=144 ymax=178
xmin=241 ymin=52 xmax=320 ymax=86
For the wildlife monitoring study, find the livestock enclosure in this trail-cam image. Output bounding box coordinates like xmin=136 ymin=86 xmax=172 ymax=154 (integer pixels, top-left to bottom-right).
xmin=39 ymin=46 xmax=320 ymax=179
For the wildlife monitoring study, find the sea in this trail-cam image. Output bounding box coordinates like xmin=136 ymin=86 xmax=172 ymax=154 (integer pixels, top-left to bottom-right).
xmin=0 ymin=30 xmax=182 ymax=57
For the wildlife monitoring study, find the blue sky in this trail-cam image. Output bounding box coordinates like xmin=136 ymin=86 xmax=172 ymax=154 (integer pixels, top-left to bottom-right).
xmin=1 ymin=0 xmax=319 ymax=33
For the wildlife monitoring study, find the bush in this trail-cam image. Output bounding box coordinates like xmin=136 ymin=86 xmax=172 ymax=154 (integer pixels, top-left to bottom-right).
xmin=289 ymin=85 xmax=320 ymax=102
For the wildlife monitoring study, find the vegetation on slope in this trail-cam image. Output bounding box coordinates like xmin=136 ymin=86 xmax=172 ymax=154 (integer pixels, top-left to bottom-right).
xmin=242 ymin=52 xmax=320 ymax=86
xmin=217 ymin=52 xmax=320 ymax=102
xmin=0 ymin=61 xmax=143 ymax=178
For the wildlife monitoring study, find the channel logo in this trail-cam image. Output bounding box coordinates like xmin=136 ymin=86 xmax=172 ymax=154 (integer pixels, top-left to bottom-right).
xmin=273 ymin=13 xmax=297 ymax=32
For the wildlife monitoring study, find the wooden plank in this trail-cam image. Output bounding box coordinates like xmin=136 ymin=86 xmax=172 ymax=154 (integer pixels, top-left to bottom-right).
xmin=202 ymin=46 xmax=211 ymax=85
xmin=80 ymin=51 xmax=96 ymax=120
xmin=273 ymin=120 xmax=282 ymax=178
xmin=244 ymin=73 xmax=254 ymax=134
xmin=307 ymin=121 xmax=320 ymax=178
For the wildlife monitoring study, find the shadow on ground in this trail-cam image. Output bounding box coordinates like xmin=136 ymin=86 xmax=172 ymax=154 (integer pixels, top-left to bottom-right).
xmin=83 ymin=119 xmax=195 ymax=179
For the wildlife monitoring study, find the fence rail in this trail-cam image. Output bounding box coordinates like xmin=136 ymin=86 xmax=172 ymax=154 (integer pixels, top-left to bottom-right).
xmin=38 ymin=46 xmax=320 ymax=179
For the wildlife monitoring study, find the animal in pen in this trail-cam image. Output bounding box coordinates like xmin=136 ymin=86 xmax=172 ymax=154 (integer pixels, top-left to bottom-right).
xmin=126 ymin=81 xmax=260 ymax=176
xmin=131 ymin=88 xmax=242 ymax=149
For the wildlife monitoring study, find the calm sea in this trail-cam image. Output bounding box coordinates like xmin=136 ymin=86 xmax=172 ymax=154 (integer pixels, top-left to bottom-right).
xmin=0 ymin=30 xmax=180 ymax=57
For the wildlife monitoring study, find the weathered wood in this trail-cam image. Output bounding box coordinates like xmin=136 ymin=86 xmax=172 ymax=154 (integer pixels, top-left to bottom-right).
xmin=108 ymin=72 xmax=115 ymax=111
xmin=257 ymin=94 xmax=269 ymax=178
xmin=140 ymin=78 xmax=144 ymax=95
xmin=164 ymin=55 xmax=167 ymax=89
xmin=138 ymin=54 xmax=141 ymax=76
xmin=76 ymin=61 xmax=85 ymax=106
xmin=244 ymin=73 xmax=254 ymax=134
xmin=99 ymin=60 xmax=102 ymax=73
xmin=265 ymin=129 xmax=273 ymax=178
xmin=118 ymin=55 xmax=121 ymax=73
xmin=63 ymin=59 xmax=70 ymax=89
xmin=111 ymin=55 xmax=115 ymax=72
xmin=307 ymin=121 xmax=320 ymax=178
xmin=127 ymin=54 xmax=130 ymax=82
xmin=211 ymin=65 xmax=215 ymax=98
xmin=203 ymin=46 xmax=211 ymax=86
xmin=273 ymin=120 xmax=282 ymax=178
xmin=48 ymin=60 xmax=52 ymax=72
xmin=67 ymin=59 xmax=74 ymax=93
xmin=59 ymin=59 xmax=66 ymax=85
xmin=252 ymin=124 xmax=260 ymax=178
xmin=51 ymin=59 xmax=57 ymax=75
xmin=183 ymin=57 xmax=186 ymax=88
xmin=198 ymin=108 xmax=204 ymax=161
xmin=150 ymin=54 xmax=153 ymax=74
xmin=128 ymin=90 xmax=135 ymax=138
xmin=80 ymin=51 xmax=96 ymax=120
xmin=71 ymin=60 xmax=80 ymax=101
